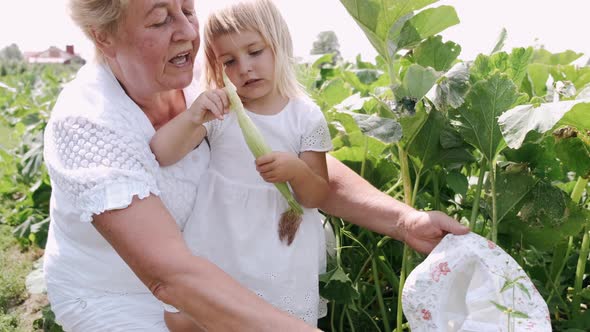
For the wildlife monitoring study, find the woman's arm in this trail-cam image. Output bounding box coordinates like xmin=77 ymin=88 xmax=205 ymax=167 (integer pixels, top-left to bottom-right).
xmin=92 ymin=195 xmax=317 ymax=332
xmin=320 ymin=155 xmax=469 ymax=254
xmin=255 ymin=151 xmax=329 ymax=208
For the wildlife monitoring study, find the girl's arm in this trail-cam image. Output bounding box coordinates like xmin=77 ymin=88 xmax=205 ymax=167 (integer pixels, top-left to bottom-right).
xmin=150 ymin=89 xmax=229 ymax=166
xmin=93 ymin=195 xmax=318 ymax=331
xmin=150 ymin=111 xmax=207 ymax=166
xmin=255 ymin=151 xmax=329 ymax=208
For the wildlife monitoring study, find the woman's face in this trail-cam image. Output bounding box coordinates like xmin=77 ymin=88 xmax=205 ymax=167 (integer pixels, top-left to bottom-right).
xmin=110 ymin=0 xmax=200 ymax=94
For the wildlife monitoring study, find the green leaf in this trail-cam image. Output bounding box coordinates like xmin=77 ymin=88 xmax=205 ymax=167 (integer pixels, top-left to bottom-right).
xmin=490 ymin=168 xmax=539 ymax=223
xmin=527 ymin=63 xmax=551 ymax=97
xmin=408 ymin=110 xmax=473 ymax=170
xmin=397 ymin=6 xmax=460 ymax=50
xmin=446 ymin=171 xmax=468 ymax=197
xmin=516 ymin=282 xmax=532 ymax=299
xmin=502 ymin=181 xmax=590 ymax=250
xmin=555 ymin=136 xmax=590 ymax=178
xmin=319 ymin=265 xmax=360 ymax=304
xmin=343 ymin=111 xmax=403 ymax=144
xmin=397 ymin=64 xmax=439 ymax=100
xmin=339 ymin=0 xmax=437 ymax=57
xmin=318 ymin=78 xmax=353 ymax=109
xmin=413 ymin=35 xmax=461 ymax=72
xmin=510 ymin=310 xmax=530 ymax=319
xmin=490 ymin=28 xmax=507 ymax=54
xmin=508 ymin=47 xmax=534 ymax=87
xmin=431 ymin=62 xmax=470 ymax=110
xmin=456 ymin=73 xmax=519 ymax=162
xmin=531 ymin=49 xmax=584 ymax=65
xmin=498 ymin=100 xmax=589 ymax=149
xmin=490 ymin=300 xmax=510 ymax=312
xmin=558 ymin=102 xmax=590 ymax=131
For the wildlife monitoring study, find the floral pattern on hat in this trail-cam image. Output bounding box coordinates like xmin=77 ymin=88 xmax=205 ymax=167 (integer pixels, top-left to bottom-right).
xmin=402 ymin=233 xmax=551 ymax=332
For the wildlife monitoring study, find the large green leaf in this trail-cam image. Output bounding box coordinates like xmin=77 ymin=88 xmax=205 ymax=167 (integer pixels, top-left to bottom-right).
xmin=488 ymin=168 xmax=539 ymax=223
xmin=555 ymin=136 xmax=590 ymax=178
xmin=396 ymin=6 xmax=460 ymax=50
xmin=339 ymin=1 xmax=459 ymax=58
xmin=397 ymin=64 xmax=439 ymax=100
xmin=343 ymin=111 xmax=403 ymax=144
xmin=558 ymin=102 xmax=590 ymax=131
xmin=318 ymin=78 xmax=353 ymax=109
xmin=531 ymin=49 xmax=584 ymax=65
xmin=407 ymin=110 xmax=473 ymax=170
xmin=502 ymin=181 xmax=590 ymax=250
xmin=498 ymin=100 xmax=589 ymax=149
xmin=456 ymin=73 xmax=519 ymax=162
xmin=431 ymin=62 xmax=470 ymax=110
xmin=339 ymin=0 xmax=436 ymax=56
xmin=412 ymin=36 xmax=461 ymax=72
xmin=503 ymin=135 xmax=565 ymax=180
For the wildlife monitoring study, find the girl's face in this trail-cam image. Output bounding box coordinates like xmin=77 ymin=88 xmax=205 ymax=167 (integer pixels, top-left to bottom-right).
xmin=211 ymin=30 xmax=279 ymax=109
xmin=109 ymin=0 xmax=200 ymax=94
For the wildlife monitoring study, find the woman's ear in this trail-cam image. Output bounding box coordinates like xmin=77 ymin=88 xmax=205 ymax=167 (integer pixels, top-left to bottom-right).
xmin=91 ymin=28 xmax=117 ymax=59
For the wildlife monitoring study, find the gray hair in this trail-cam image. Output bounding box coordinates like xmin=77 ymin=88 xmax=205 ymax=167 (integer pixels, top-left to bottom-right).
xmin=69 ymin=0 xmax=129 ymax=62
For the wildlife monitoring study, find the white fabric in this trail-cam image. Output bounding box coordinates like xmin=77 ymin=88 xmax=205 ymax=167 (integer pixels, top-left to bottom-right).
xmin=43 ymin=61 xmax=208 ymax=331
xmin=402 ymin=233 xmax=552 ymax=332
xmin=182 ymin=98 xmax=332 ymax=325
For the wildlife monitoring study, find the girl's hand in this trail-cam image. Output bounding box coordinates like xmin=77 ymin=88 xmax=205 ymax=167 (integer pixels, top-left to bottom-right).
xmin=255 ymin=152 xmax=303 ymax=183
xmin=187 ymin=89 xmax=230 ymax=125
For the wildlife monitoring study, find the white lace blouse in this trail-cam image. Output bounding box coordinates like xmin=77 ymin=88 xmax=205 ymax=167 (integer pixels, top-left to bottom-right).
xmin=42 ymin=61 xmax=209 ymax=297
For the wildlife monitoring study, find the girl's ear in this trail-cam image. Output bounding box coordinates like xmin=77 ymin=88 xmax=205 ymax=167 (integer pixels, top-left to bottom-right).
xmin=91 ymin=28 xmax=117 ymax=59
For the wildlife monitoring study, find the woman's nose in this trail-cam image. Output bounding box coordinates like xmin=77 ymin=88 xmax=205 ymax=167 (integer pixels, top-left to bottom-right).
xmin=172 ymin=15 xmax=198 ymax=42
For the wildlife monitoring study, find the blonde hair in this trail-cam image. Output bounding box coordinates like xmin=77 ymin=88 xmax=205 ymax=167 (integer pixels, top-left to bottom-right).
xmin=69 ymin=0 xmax=129 ymax=63
xmin=203 ymin=0 xmax=305 ymax=99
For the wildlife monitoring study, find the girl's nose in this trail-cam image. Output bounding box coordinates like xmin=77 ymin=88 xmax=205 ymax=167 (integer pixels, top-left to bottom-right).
xmin=238 ymin=59 xmax=252 ymax=75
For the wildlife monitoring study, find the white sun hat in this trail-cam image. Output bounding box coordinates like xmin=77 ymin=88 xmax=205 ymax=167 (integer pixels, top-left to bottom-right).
xmin=402 ymin=233 xmax=552 ymax=332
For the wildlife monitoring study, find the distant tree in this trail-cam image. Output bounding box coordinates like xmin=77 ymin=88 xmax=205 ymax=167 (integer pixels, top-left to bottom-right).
xmin=0 ymin=43 xmax=24 ymax=62
xmin=310 ymin=31 xmax=341 ymax=58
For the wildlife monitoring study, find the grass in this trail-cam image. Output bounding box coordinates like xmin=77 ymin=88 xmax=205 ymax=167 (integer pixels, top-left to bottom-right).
xmin=0 ymin=225 xmax=35 ymax=331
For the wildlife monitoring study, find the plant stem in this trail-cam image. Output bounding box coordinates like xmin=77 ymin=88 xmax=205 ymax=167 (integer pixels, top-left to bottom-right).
xmin=360 ymin=136 xmax=369 ymax=179
xmin=571 ymin=176 xmax=588 ymax=203
xmin=372 ymin=257 xmax=391 ymax=332
xmin=490 ymin=159 xmax=498 ymax=242
xmin=470 ymin=158 xmax=487 ymax=231
xmin=396 ymin=144 xmax=413 ymax=331
xmin=433 ymin=168 xmax=440 ymax=211
xmin=571 ymin=176 xmax=588 ymax=318
xmin=572 ymin=228 xmax=589 ymax=317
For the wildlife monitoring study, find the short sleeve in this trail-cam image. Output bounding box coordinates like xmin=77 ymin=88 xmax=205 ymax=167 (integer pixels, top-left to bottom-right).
xmin=44 ymin=116 xmax=160 ymax=222
xmin=300 ymin=106 xmax=333 ymax=153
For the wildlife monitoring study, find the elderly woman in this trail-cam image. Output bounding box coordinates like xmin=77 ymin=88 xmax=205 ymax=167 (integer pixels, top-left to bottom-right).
xmin=42 ymin=0 xmax=468 ymax=331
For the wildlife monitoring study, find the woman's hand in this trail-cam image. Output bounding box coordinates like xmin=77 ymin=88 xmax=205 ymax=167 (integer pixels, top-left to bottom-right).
xmin=399 ymin=210 xmax=469 ymax=254
xmin=187 ymin=89 xmax=230 ymax=124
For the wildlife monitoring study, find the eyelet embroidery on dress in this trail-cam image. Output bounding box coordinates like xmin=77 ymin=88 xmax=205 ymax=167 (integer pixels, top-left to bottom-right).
xmin=301 ymin=121 xmax=332 ymax=152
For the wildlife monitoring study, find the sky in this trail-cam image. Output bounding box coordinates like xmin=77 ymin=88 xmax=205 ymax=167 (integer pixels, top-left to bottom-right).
xmin=1 ymin=0 xmax=589 ymax=65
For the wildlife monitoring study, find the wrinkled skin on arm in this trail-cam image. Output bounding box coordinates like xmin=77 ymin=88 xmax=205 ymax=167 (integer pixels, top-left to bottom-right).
xmin=320 ymin=155 xmax=469 ymax=254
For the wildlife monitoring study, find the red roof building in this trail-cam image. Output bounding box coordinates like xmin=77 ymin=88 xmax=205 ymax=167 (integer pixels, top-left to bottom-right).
xmin=24 ymin=45 xmax=85 ymax=65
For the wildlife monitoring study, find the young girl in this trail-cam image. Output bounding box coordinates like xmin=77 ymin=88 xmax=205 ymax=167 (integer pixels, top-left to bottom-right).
xmin=149 ymin=0 xmax=332 ymax=329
